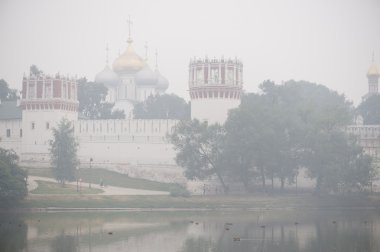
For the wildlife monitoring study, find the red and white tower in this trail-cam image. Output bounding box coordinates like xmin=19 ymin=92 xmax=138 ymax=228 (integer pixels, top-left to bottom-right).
xmin=20 ymin=72 xmax=79 ymax=162
xmin=188 ymin=57 xmax=243 ymax=124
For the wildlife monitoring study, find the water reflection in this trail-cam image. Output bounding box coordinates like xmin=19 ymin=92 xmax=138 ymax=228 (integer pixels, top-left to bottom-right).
xmin=50 ymin=232 xmax=77 ymax=252
xmin=0 ymin=215 xmax=27 ymax=252
xmin=0 ymin=210 xmax=379 ymax=252
xmin=180 ymin=237 xmax=215 ymax=252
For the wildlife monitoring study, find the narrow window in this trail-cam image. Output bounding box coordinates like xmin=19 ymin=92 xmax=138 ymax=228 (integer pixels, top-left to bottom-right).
xmin=6 ymin=129 xmax=11 ymax=138
xmin=31 ymin=122 xmax=35 ymax=130
xmin=46 ymin=122 xmax=50 ymax=130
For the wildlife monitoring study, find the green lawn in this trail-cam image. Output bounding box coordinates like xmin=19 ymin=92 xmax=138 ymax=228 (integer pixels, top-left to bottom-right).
xmin=26 ymin=167 xmax=183 ymax=192
xmin=30 ymin=180 xmax=104 ymax=195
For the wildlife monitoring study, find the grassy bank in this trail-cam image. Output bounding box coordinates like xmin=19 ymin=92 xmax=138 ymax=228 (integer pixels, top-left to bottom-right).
xmin=30 ymin=180 xmax=104 ymax=195
xmin=22 ymin=194 xmax=380 ymax=210
xmin=27 ymin=167 xmax=183 ymax=192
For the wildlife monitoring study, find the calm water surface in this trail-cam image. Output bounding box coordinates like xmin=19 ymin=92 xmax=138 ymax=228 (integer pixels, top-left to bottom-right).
xmin=0 ymin=209 xmax=379 ymax=252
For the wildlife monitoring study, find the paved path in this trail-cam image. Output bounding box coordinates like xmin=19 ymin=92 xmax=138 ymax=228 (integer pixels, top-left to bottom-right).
xmin=28 ymin=176 xmax=169 ymax=196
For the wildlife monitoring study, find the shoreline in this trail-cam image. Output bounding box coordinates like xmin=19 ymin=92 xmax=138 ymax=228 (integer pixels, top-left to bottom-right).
xmin=2 ymin=193 xmax=380 ymax=213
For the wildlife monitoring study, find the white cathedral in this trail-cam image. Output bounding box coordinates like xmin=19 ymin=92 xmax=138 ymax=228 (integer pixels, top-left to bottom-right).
xmin=0 ymin=28 xmax=243 ymax=184
xmin=94 ymin=36 xmax=169 ymax=118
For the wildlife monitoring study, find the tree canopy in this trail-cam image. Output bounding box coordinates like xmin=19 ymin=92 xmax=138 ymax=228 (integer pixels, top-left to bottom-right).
xmin=0 ymin=79 xmax=18 ymax=101
xmin=171 ymin=80 xmax=373 ymax=194
xmin=357 ymin=94 xmax=380 ymax=124
xmin=49 ymin=119 xmax=79 ymax=185
xmin=170 ymin=120 xmax=228 ymax=192
xmin=134 ymin=94 xmax=190 ymax=120
xmin=30 ymin=65 xmax=43 ymax=76
xmin=78 ymin=78 xmax=125 ymax=119
xmin=0 ymin=148 xmax=27 ymax=204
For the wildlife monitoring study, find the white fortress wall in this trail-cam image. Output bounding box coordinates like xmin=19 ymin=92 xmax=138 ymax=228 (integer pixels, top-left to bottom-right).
xmin=0 ymin=119 xmax=22 ymax=154
xmin=73 ymin=119 xmax=186 ymax=183
xmin=20 ymin=109 xmax=78 ymax=165
xmin=191 ymin=98 xmax=240 ymax=125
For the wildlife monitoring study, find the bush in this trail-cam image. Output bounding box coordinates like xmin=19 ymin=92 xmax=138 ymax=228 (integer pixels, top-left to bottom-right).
xmin=0 ymin=148 xmax=27 ymax=205
xmin=169 ymin=184 xmax=191 ymax=197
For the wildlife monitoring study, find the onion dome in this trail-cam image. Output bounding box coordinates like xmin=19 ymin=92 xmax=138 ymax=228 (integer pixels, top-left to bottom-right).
xmin=367 ymin=63 xmax=380 ymax=77
xmin=113 ymin=43 xmax=145 ymax=74
xmin=95 ymin=65 xmax=119 ymax=87
xmin=135 ymin=64 xmax=157 ymax=86
xmin=155 ymin=69 xmax=169 ymax=91
xmin=367 ymin=53 xmax=380 ymax=77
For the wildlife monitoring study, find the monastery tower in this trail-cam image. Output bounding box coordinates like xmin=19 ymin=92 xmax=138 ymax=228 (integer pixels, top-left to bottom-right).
xmin=20 ymin=72 xmax=79 ymax=162
xmin=188 ymin=57 xmax=243 ymax=124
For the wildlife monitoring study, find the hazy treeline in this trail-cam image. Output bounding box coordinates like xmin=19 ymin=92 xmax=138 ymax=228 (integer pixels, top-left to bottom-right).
xmin=0 ymin=148 xmax=27 ymax=204
xmin=171 ymin=80 xmax=374 ymax=194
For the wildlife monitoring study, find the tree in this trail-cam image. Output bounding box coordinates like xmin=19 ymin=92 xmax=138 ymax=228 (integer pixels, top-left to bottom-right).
xmin=49 ymin=119 xmax=79 ymax=185
xmin=30 ymin=65 xmax=43 ymax=76
xmin=78 ymin=78 xmax=125 ymax=119
xmin=303 ymin=129 xmax=373 ymax=194
xmin=224 ymin=80 xmax=363 ymax=194
xmin=357 ymin=94 xmax=380 ymax=124
xmin=0 ymin=79 xmax=18 ymax=101
xmin=170 ymin=120 xmax=228 ymax=193
xmin=134 ymin=94 xmax=190 ymax=120
xmin=0 ymin=148 xmax=27 ymax=204
xmin=224 ymin=83 xmax=303 ymax=192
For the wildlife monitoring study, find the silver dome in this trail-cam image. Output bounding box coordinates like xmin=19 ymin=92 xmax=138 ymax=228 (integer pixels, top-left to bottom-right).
xmin=95 ymin=65 xmax=119 ymax=87
xmin=135 ymin=64 xmax=157 ymax=86
xmin=155 ymin=69 xmax=169 ymax=91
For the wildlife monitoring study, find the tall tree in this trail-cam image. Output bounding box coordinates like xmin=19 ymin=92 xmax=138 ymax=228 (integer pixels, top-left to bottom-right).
xmin=0 ymin=148 xmax=27 ymax=204
xmin=49 ymin=119 xmax=79 ymax=185
xmin=224 ymin=80 xmax=359 ymax=193
xmin=357 ymin=94 xmax=380 ymax=124
xmin=134 ymin=94 xmax=190 ymax=120
xmin=77 ymin=78 xmax=124 ymax=119
xmin=30 ymin=65 xmax=43 ymax=76
xmin=0 ymin=79 xmax=18 ymax=101
xmin=303 ymin=131 xmax=373 ymax=194
xmin=170 ymin=120 xmax=228 ymax=193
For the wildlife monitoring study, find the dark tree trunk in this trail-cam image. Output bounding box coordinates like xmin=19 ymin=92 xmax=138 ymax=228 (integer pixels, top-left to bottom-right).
xmin=215 ymin=171 xmax=228 ymax=194
xmin=281 ymin=178 xmax=285 ymax=190
xmin=315 ymin=176 xmax=323 ymax=196
xmin=260 ymin=167 xmax=266 ymax=189
xmin=271 ymin=174 xmax=274 ymax=194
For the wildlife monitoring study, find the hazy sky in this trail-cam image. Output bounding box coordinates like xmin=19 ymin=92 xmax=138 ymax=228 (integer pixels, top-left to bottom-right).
xmin=1 ymin=0 xmax=379 ymax=104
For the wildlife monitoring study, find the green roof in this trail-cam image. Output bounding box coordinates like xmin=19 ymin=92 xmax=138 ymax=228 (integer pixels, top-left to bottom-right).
xmin=0 ymin=100 xmax=22 ymax=120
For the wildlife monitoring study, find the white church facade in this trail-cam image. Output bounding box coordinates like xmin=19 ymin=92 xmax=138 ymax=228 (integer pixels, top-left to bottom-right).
xmin=94 ymin=34 xmax=169 ymax=119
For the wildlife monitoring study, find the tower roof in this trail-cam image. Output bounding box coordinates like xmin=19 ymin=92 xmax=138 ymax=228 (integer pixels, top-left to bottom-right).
xmin=112 ymin=17 xmax=145 ymax=74
xmin=95 ymin=65 xmax=119 ymax=86
xmin=367 ymin=53 xmax=380 ymax=77
xmin=367 ymin=64 xmax=380 ymax=77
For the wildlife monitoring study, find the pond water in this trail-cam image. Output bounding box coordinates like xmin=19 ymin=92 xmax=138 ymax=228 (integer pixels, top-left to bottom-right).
xmin=0 ymin=209 xmax=379 ymax=252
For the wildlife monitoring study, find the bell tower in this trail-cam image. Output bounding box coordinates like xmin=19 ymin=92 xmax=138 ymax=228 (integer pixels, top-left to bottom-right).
xmin=20 ymin=71 xmax=79 ymax=164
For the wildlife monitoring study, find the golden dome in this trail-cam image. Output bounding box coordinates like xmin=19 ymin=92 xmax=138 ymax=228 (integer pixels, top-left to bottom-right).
xmin=113 ymin=43 xmax=145 ymax=74
xmin=367 ymin=63 xmax=380 ymax=77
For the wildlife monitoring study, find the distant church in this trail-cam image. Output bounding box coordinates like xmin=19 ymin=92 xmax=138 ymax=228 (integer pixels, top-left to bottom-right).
xmin=347 ymin=53 xmax=380 ymax=161
xmin=362 ymin=53 xmax=380 ymax=101
xmin=94 ymin=24 xmax=169 ymax=118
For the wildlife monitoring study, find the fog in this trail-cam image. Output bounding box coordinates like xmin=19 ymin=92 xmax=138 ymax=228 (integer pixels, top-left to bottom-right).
xmin=1 ymin=0 xmax=380 ymax=104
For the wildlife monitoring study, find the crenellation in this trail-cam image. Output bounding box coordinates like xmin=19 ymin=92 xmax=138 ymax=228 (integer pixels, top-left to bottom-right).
xmin=74 ymin=119 xmax=178 ymax=139
xmin=189 ymin=56 xmax=243 ymax=124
